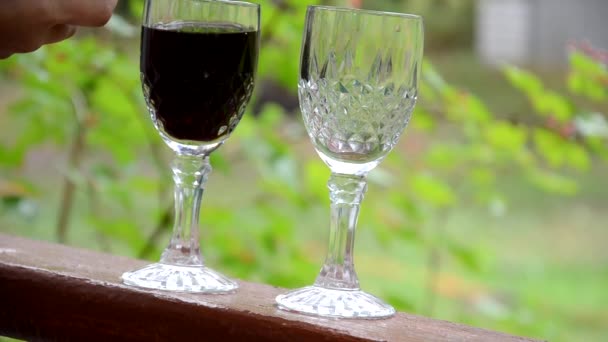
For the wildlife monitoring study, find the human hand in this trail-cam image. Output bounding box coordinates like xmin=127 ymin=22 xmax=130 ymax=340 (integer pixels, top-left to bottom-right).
xmin=0 ymin=0 xmax=118 ymax=59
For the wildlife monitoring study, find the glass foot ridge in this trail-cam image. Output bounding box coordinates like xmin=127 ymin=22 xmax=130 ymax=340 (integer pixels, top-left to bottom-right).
xmin=122 ymin=262 xmax=238 ymax=293
xmin=276 ymin=286 xmax=395 ymax=319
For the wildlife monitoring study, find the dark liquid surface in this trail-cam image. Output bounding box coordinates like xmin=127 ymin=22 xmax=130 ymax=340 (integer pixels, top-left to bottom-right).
xmin=141 ymin=22 xmax=258 ymax=142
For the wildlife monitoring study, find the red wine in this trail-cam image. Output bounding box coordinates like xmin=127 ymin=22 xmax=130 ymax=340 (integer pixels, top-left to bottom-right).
xmin=141 ymin=22 xmax=258 ymax=142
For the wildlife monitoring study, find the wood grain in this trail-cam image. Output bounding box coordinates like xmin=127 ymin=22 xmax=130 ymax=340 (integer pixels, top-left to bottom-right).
xmin=0 ymin=234 xmax=541 ymax=341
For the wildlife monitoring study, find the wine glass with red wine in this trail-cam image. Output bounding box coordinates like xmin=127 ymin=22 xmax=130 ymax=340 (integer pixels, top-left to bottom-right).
xmin=122 ymin=0 xmax=260 ymax=293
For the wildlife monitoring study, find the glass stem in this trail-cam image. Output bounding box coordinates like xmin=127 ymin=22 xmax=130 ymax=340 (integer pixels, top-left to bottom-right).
xmin=314 ymin=173 xmax=367 ymax=290
xmin=160 ymin=154 xmax=212 ymax=266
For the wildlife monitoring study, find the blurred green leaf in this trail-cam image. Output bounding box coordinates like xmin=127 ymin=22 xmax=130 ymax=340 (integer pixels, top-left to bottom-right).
xmin=535 ymin=91 xmax=572 ymax=122
xmin=91 ymin=79 xmax=138 ymax=119
xmin=129 ymin=0 xmax=145 ymax=19
xmin=532 ymin=129 xmax=588 ymax=171
xmin=411 ymin=107 xmax=436 ymax=131
xmin=469 ymin=167 xmax=495 ymax=187
xmin=570 ymin=51 xmax=606 ymax=76
xmin=305 ymin=159 xmax=329 ymax=203
xmin=258 ymin=102 xmax=285 ymax=128
xmin=567 ymin=51 xmax=607 ymax=101
xmin=484 ymin=122 xmax=527 ymax=153
xmin=210 ymin=152 xmax=230 ymax=174
xmin=505 ymin=66 xmax=575 ymax=122
xmin=446 ymin=240 xmax=481 ymax=272
xmin=410 ymin=174 xmax=455 ymax=208
xmin=503 ymin=66 xmax=543 ymax=97
xmin=533 ymin=129 xmax=565 ymax=168
xmin=425 ymin=144 xmax=462 ymax=170
xmin=564 ymin=143 xmax=590 ymax=172
xmin=526 ymin=168 xmax=578 ymax=195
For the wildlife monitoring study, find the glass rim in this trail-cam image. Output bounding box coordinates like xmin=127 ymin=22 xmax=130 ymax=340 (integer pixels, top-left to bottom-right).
xmin=198 ymin=0 xmax=260 ymax=8
xmin=307 ymin=5 xmax=421 ymax=20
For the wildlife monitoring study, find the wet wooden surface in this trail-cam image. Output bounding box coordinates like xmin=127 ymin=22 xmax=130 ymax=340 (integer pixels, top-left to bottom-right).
xmin=0 ymin=234 xmax=540 ymax=341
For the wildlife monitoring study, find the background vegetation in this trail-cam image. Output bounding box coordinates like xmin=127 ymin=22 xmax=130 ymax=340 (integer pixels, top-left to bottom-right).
xmin=0 ymin=0 xmax=606 ymax=341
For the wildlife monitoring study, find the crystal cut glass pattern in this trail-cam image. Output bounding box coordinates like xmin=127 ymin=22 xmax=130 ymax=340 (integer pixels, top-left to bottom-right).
xmin=276 ymin=286 xmax=395 ymax=319
xmin=299 ymin=77 xmax=416 ymax=167
xmin=122 ymin=263 xmax=237 ymax=293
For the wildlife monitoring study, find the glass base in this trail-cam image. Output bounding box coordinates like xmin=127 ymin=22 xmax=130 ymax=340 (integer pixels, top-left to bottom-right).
xmin=121 ymin=263 xmax=238 ymax=293
xmin=275 ymin=286 xmax=395 ymax=319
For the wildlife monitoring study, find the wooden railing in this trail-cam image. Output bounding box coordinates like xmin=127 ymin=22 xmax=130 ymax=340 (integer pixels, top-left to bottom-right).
xmin=0 ymin=234 xmax=539 ymax=341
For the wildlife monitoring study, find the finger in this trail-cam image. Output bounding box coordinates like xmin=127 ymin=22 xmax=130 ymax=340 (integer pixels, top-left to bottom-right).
xmin=55 ymin=0 xmax=118 ymax=27
xmin=44 ymin=24 xmax=77 ymax=45
xmin=10 ymin=25 xmax=76 ymax=55
xmin=0 ymin=51 xmax=13 ymax=60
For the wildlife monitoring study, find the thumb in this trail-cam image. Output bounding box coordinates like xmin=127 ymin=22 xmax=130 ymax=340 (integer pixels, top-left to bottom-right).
xmin=57 ymin=0 xmax=118 ymax=27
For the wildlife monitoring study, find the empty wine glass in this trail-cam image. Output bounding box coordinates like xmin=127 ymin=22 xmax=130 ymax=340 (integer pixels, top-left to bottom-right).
xmin=121 ymin=0 xmax=260 ymax=293
xmin=276 ymin=6 xmax=423 ymax=318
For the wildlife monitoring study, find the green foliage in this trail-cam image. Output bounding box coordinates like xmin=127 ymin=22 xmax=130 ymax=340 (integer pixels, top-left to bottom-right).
xmin=0 ymin=2 xmax=606 ymax=342
xmin=504 ymin=67 xmax=573 ymax=122
xmin=256 ymin=0 xmax=312 ymax=91
xmin=568 ymin=51 xmax=608 ymax=101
